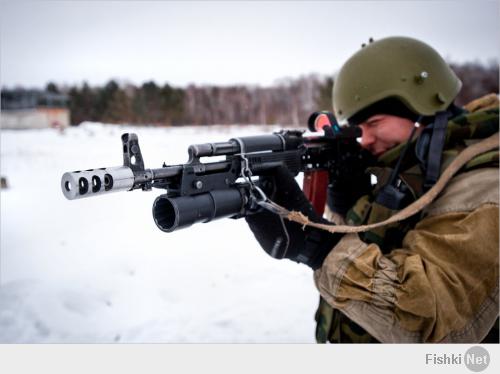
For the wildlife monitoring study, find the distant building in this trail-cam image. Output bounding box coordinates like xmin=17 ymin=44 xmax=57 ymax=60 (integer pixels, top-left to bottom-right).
xmin=1 ymin=89 xmax=70 ymax=129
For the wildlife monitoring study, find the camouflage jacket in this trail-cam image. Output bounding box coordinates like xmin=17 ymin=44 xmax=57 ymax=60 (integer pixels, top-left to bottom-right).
xmin=314 ymin=94 xmax=499 ymax=343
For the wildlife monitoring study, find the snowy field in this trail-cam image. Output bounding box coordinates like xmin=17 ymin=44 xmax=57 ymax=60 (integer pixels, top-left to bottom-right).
xmin=0 ymin=122 xmax=319 ymax=343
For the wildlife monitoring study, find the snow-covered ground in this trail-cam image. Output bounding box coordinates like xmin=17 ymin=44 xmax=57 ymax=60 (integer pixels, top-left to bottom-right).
xmin=0 ymin=122 xmax=319 ymax=343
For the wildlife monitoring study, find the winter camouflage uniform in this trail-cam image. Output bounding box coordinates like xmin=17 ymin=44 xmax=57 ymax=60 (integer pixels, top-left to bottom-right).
xmin=314 ymin=94 xmax=499 ymax=343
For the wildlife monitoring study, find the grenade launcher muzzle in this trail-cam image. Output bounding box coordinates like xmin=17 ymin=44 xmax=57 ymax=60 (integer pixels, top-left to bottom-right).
xmin=152 ymin=188 xmax=248 ymax=232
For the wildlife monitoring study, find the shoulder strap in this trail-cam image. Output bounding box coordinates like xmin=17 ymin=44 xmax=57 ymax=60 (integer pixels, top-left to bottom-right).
xmin=423 ymin=111 xmax=450 ymax=191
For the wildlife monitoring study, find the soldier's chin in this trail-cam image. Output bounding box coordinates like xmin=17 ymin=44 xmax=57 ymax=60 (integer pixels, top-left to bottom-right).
xmin=373 ymin=149 xmax=387 ymax=157
xmin=373 ymin=142 xmax=399 ymax=156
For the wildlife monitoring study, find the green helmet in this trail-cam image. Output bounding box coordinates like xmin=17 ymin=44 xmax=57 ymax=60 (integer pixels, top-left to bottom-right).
xmin=333 ymin=36 xmax=462 ymax=124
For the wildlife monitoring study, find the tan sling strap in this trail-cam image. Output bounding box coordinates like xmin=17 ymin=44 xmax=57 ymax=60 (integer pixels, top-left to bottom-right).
xmin=266 ymin=133 xmax=499 ymax=234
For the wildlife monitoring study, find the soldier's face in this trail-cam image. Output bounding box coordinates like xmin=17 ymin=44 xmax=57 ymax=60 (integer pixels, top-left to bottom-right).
xmin=359 ymin=114 xmax=417 ymax=156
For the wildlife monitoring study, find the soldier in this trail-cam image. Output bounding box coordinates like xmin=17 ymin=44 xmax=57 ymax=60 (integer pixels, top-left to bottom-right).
xmin=246 ymin=36 xmax=499 ymax=343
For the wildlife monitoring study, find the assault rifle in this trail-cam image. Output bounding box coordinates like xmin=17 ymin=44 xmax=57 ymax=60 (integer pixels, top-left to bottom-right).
xmin=61 ymin=112 xmax=371 ymax=232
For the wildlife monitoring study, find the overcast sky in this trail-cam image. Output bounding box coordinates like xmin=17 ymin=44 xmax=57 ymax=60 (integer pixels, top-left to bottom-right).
xmin=1 ymin=0 xmax=499 ymax=88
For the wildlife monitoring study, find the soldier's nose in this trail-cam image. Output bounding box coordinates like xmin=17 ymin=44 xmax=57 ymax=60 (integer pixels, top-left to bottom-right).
xmin=360 ymin=124 xmax=376 ymax=149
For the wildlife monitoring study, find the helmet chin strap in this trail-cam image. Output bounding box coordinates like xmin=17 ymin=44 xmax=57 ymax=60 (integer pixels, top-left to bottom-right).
xmin=373 ymin=110 xmax=452 ymax=212
xmin=386 ymin=116 xmax=423 ymax=187
xmin=373 ymin=116 xmax=422 ymax=210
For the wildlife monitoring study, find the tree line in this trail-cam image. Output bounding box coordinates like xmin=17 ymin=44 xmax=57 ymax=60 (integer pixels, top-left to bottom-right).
xmin=43 ymin=61 xmax=499 ymax=126
xmin=61 ymin=76 xmax=325 ymax=126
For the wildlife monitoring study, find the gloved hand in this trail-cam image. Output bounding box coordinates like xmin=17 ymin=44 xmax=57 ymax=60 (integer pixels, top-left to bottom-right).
xmin=245 ymin=166 xmax=342 ymax=270
xmin=327 ymin=173 xmax=372 ymax=215
xmin=327 ymin=148 xmax=374 ymax=215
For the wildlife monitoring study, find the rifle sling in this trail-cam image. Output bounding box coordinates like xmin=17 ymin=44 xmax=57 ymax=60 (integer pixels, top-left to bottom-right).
xmin=267 ymin=133 xmax=499 ymax=234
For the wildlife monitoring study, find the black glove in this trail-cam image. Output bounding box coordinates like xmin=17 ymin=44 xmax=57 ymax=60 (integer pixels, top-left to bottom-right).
xmin=327 ymin=148 xmax=374 ymax=215
xmin=245 ymin=166 xmax=342 ymax=270
xmin=327 ymin=173 xmax=372 ymax=215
